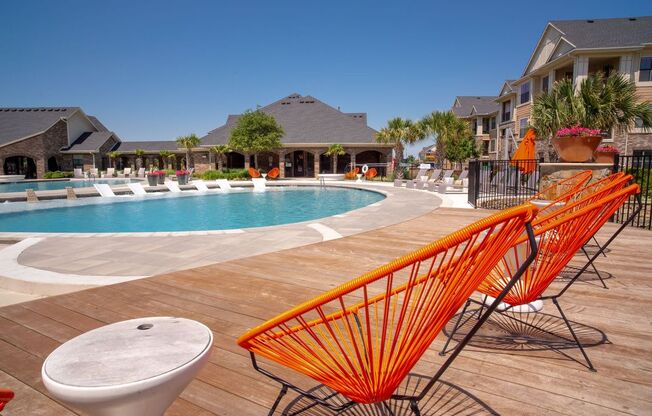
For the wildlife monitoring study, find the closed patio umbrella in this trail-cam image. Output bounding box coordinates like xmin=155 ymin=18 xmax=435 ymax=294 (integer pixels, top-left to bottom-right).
xmin=511 ymin=128 xmax=537 ymax=174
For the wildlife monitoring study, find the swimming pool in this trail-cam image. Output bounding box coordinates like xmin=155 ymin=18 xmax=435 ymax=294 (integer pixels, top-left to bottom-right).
xmin=0 ymin=179 xmax=133 ymax=193
xmin=0 ymin=187 xmax=384 ymax=233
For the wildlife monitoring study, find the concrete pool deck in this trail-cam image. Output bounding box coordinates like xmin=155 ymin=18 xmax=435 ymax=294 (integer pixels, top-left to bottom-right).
xmin=0 ymin=180 xmax=471 ymax=303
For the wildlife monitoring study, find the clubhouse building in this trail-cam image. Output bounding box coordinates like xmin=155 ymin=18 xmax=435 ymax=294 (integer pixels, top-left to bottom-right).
xmin=0 ymin=94 xmax=392 ymax=179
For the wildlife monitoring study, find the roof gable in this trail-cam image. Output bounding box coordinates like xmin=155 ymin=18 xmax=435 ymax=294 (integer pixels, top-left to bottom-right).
xmin=498 ymin=80 xmax=516 ymax=97
xmin=0 ymin=107 xmax=80 ymax=147
xmin=201 ymin=94 xmax=379 ymax=146
xmin=451 ymin=96 xmax=499 ymax=117
xmin=523 ymin=24 xmax=565 ymax=76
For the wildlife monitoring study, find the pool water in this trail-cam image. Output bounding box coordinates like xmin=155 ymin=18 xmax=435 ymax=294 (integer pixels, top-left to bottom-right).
xmin=0 ymin=179 xmax=133 ymax=193
xmin=0 ymin=187 xmax=384 ymax=233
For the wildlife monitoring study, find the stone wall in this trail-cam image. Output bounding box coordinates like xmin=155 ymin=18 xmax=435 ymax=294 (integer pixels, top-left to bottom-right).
xmin=0 ymin=119 xmax=69 ymax=178
xmin=538 ymin=162 xmax=613 ymax=198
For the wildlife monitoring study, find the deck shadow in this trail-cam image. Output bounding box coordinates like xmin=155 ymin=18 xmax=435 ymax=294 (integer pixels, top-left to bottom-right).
xmin=279 ymin=373 xmax=498 ymax=415
xmin=557 ymin=264 xmax=614 ymax=284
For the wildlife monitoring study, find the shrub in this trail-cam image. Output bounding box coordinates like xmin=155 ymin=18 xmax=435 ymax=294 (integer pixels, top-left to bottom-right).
xmin=200 ymin=168 xmax=250 ymax=180
xmin=44 ymin=171 xmax=74 ymax=179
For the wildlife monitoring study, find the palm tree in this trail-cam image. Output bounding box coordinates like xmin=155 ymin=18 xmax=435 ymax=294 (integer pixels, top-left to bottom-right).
xmin=420 ymin=111 xmax=471 ymax=167
xmin=210 ymin=145 xmax=230 ymax=171
xmin=159 ymin=150 xmax=172 ymax=169
xmin=376 ymin=118 xmax=425 ymax=165
xmin=134 ymin=149 xmax=145 ymax=170
xmin=108 ymin=151 xmax=121 ymax=168
xmin=176 ymin=134 xmax=201 ymax=169
xmin=325 ymin=144 xmax=345 ymax=173
xmin=531 ymin=72 xmax=652 ymax=159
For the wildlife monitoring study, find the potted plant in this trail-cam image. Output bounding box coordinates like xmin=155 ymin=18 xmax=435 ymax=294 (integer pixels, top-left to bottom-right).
xmin=176 ymin=169 xmax=190 ymax=185
xmin=146 ymin=171 xmax=159 ymax=186
xmin=157 ymin=170 xmax=166 ymax=185
xmin=552 ymin=126 xmax=603 ymax=163
xmin=594 ymin=145 xmax=620 ymax=163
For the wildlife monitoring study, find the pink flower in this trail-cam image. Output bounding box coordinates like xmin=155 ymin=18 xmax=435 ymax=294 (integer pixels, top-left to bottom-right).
xmin=556 ymin=126 xmax=601 ymax=137
xmin=596 ymin=145 xmax=620 ymax=154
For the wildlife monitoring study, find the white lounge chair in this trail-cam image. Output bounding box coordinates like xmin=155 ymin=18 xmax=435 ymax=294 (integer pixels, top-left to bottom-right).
xmin=441 ymin=169 xmax=454 ymax=183
xmin=454 ymin=170 xmax=469 ymax=186
xmin=103 ymin=168 xmax=115 ymax=178
xmin=73 ymin=168 xmax=83 ymax=178
xmin=215 ymin=179 xmax=232 ymax=191
xmin=89 ymin=168 xmax=99 ymax=178
xmin=252 ymin=178 xmax=266 ymax=192
xmin=120 ymin=167 xmax=132 ymax=178
xmin=164 ymin=181 xmax=182 ymax=193
xmin=137 ymin=167 xmax=146 ymax=178
xmin=93 ymin=183 xmax=130 ymax=198
xmin=192 ymin=180 xmax=210 ymax=192
xmin=127 ymin=182 xmax=148 ymax=196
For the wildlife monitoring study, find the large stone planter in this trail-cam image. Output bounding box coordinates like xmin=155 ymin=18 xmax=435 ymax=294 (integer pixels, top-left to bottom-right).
xmin=552 ymin=135 xmax=602 ymax=163
xmin=177 ymin=174 xmax=188 ymax=185
xmin=157 ymin=174 xmax=166 ymax=185
xmin=593 ymin=151 xmax=617 ymax=164
xmin=147 ymin=175 xmax=158 ymax=186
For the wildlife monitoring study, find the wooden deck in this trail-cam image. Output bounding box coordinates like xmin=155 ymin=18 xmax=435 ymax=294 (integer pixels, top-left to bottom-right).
xmin=1 ymin=208 xmax=652 ymax=415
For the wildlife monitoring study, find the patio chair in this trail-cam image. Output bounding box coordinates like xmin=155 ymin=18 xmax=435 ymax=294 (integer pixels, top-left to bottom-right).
xmin=364 ymin=167 xmax=377 ymax=180
xmin=127 ymin=182 xmax=148 ymax=196
xmin=215 ymin=179 xmax=232 ymax=191
xmin=440 ymin=169 xmax=454 ymax=183
xmin=192 ymin=179 xmax=210 ymax=192
xmin=249 ymin=167 xmax=261 ymax=178
xmin=529 ymin=170 xmax=592 ymax=203
xmin=73 ymin=168 xmax=83 ymax=178
xmin=252 ymin=177 xmax=266 ymax=192
xmin=120 ymin=167 xmax=132 ymax=178
xmin=93 ymin=183 xmax=125 ymax=198
xmin=441 ymin=184 xmax=640 ymax=371
xmin=164 ymin=180 xmax=182 ymax=193
xmin=137 ymin=167 xmax=146 ymax=178
xmin=454 ymin=170 xmax=468 ymax=185
xmin=344 ymin=168 xmax=359 ymax=180
xmin=238 ymin=204 xmax=538 ymax=414
xmin=103 ymin=168 xmax=115 ymax=178
xmin=89 ymin=168 xmax=99 ymax=178
xmin=0 ymin=389 xmax=14 ymax=412
xmin=267 ymin=167 xmax=280 ymax=179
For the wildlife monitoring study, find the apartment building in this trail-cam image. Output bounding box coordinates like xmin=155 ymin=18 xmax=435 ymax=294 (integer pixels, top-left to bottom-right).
xmin=451 ymin=96 xmax=498 ymax=159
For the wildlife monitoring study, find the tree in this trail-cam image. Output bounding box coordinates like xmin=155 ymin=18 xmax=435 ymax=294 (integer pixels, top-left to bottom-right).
xmin=325 ymin=144 xmax=345 ymax=173
xmin=210 ymin=145 xmax=230 ymax=171
xmin=531 ymin=72 xmax=652 ymax=160
xmin=176 ymin=134 xmax=201 ymax=169
xmin=134 ymin=149 xmax=145 ymax=170
xmin=108 ymin=151 xmax=121 ymax=168
xmin=159 ymin=150 xmax=173 ymax=169
xmin=445 ymin=136 xmax=478 ymax=170
xmin=376 ymin=118 xmax=425 ymax=165
xmin=420 ymin=111 xmax=471 ymax=167
xmin=228 ymin=110 xmax=284 ymax=168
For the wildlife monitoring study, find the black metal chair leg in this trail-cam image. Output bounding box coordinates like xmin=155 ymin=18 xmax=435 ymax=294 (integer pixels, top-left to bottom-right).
xmin=552 ymin=297 xmax=596 ymax=372
xmin=439 ymin=299 xmax=471 ymax=356
xmin=410 ymin=400 xmax=422 ymax=416
xmin=268 ymin=385 xmax=288 ymax=416
xmin=591 ymin=236 xmax=607 ymax=257
xmin=581 ymin=246 xmax=608 ymax=289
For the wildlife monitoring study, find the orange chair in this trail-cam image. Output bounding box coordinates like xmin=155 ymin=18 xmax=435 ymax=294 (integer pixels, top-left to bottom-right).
xmin=344 ymin=167 xmax=360 ymax=180
xmin=442 ymin=184 xmax=640 ymax=371
xmin=238 ymin=204 xmax=538 ymax=413
xmin=0 ymin=389 xmax=14 ymax=412
xmin=364 ymin=167 xmax=377 ymax=180
xmin=267 ymin=167 xmax=280 ymax=179
xmin=529 ymin=170 xmax=592 ymax=202
xmin=248 ymin=167 xmax=261 ymax=178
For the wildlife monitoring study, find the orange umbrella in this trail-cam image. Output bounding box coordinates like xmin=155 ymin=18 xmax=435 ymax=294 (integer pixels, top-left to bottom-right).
xmin=510 ymin=128 xmax=537 ymax=174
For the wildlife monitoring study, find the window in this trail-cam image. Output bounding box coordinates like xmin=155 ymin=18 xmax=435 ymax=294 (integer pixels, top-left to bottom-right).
xmin=640 ymin=57 xmax=652 ymax=82
xmin=520 ymin=82 xmax=530 ymax=104
xmin=542 ymin=75 xmax=549 ymax=93
xmin=519 ymin=118 xmax=528 ymax=138
xmin=73 ymin=155 xmax=84 ymax=168
xmin=482 ymin=118 xmax=490 ymax=133
xmin=490 ymin=117 xmax=496 ymax=130
xmin=501 ymin=101 xmax=511 ymax=122
xmin=634 ymin=105 xmax=652 ymax=130
xmin=489 ymin=137 xmax=497 ymax=153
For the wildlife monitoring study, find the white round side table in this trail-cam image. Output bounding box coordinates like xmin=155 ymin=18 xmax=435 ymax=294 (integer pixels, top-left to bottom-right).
xmin=42 ymin=317 xmax=213 ymax=416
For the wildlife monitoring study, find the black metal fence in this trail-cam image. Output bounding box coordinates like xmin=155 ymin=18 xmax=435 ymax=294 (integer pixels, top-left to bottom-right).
xmin=468 ymin=159 xmax=541 ymax=209
xmin=613 ymin=154 xmax=652 ymax=230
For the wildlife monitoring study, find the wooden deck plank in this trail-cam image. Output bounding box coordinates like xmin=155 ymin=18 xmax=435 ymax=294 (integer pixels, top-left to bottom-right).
xmin=1 ymin=208 xmax=651 ymax=415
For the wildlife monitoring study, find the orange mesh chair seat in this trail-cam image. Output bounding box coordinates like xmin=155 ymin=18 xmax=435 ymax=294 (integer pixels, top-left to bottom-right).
xmin=238 ymin=205 xmax=538 ymax=414
xmin=267 ymin=167 xmax=280 ymax=179
xmin=0 ymin=389 xmax=14 ymax=412
xmin=442 ymin=184 xmax=640 ymax=371
xmin=364 ymin=167 xmax=377 ymax=180
xmin=344 ymin=167 xmax=360 ymax=180
xmin=249 ymin=167 xmax=261 ymax=178
xmin=529 ymin=170 xmax=592 ymax=204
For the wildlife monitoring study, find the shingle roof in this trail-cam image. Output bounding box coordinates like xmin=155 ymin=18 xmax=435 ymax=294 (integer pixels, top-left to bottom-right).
xmin=201 ymin=94 xmax=379 ymax=146
xmin=550 ymin=16 xmax=652 ymax=49
xmin=115 ymin=141 xmax=181 ymax=152
xmin=0 ymin=107 xmax=80 ymax=147
xmin=61 ymin=131 xmax=116 ymax=153
xmin=451 ymin=96 xmax=499 ymax=117
xmin=87 ymin=115 xmax=109 ymax=132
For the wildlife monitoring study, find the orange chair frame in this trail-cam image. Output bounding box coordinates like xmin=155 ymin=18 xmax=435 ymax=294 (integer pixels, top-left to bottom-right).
xmin=0 ymin=389 xmax=14 ymax=411
xmin=249 ymin=167 xmax=261 ymax=178
xmin=442 ymin=184 xmax=640 ymax=371
xmin=267 ymin=167 xmax=280 ymax=179
xmin=238 ymin=204 xmax=539 ymax=413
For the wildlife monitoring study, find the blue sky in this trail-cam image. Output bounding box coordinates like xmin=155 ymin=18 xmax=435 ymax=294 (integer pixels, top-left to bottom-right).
xmin=1 ymin=1 xmax=650 ymax=155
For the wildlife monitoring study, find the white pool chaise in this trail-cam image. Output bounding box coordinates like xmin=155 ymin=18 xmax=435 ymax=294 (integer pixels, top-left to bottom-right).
xmin=192 ymin=180 xmax=210 ymax=192
xmin=94 ymin=183 xmax=129 ymax=198
xmin=127 ymin=182 xmax=148 ymax=196
xmin=215 ymin=179 xmax=232 ymax=191
xmin=164 ymin=181 xmax=182 ymax=193
xmin=252 ymin=178 xmax=266 ymax=192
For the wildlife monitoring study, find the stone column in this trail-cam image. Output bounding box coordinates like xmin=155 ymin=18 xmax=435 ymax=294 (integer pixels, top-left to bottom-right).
xmin=350 ymin=151 xmax=357 ymax=171
xmin=278 ymin=150 xmax=286 ymax=178
xmin=244 ymin=154 xmax=250 ymax=170
xmin=313 ymin=151 xmax=320 ymax=178
xmin=385 ymin=150 xmax=394 ymax=176
xmin=36 ymin=157 xmax=46 ymax=179
xmin=0 ymin=157 xmax=4 ymax=175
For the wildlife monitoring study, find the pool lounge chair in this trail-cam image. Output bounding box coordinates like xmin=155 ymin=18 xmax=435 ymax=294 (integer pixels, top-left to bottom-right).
xmin=89 ymin=168 xmax=99 ymax=178
xmin=120 ymin=167 xmax=132 ymax=178
xmin=252 ymin=177 xmax=266 ymax=192
xmin=73 ymin=168 xmax=83 ymax=178
xmin=238 ymin=204 xmax=538 ymax=415
xmin=191 ymin=180 xmax=210 ymax=192
xmin=103 ymin=168 xmax=115 ymax=178
xmin=215 ymin=179 xmax=232 ymax=191
xmin=164 ymin=181 xmax=182 ymax=193
xmin=127 ymin=182 xmax=148 ymax=196
xmin=136 ymin=167 xmax=146 ymax=178
xmin=441 ymin=184 xmax=639 ymax=371
xmin=93 ymin=183 xmax=129 ymax=198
